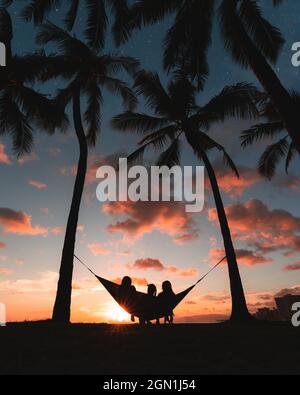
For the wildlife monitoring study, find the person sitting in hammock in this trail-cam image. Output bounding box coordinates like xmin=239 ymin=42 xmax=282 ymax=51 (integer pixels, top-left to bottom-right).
xmin=158 ymin=281 xmax=175 ymax=324
xmin=119 ymin=276 xmax=137 ymax=322
xmin=146 ymin=284 xmax=160 ymax=325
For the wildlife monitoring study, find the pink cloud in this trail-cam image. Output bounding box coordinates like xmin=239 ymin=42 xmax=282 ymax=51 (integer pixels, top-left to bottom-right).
xmin=88 ymin=243 xmax=111 ymax=256
xmin=103 ymin=200 xmax=198 ymax=243
xmin=29 ymin=180 xmax=48 ymax=190
xmin=0 ymin=268 xmax=13 ymax=276
xmin=112 ymin=277 xmax=148 ymax=287
xmin=0 ymin=208 xmax=48 ymax=236
xmin=0 ymin=143 xmax=12 ymax=165
xmin=0 ymin=242 xmax=6 ymax=249
xmin=209 ymin=199 xmax=300 ymax=257
xmin=18 ymin=152 xmax=38 ymax=166
xmin=128 ymin=258 xmax=198 ymax=278
xmin=50 ymin=227 xmax=64 ymax=235
xmin=209 ymin=164 xmax=262 ymax=198
xmin=209 ymin=248 xmax=273 ymax=266
xmin=283 ymin=262 xmax=300 ymax=272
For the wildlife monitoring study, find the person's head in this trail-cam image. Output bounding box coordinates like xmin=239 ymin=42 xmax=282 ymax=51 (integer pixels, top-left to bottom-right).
xmin=162 ymin=281 xmax=173 ymax=293
xmin=121 ymin=276 xmax=132 ymax=288
xmin=147 ymin=284 xmax=157 ymax=296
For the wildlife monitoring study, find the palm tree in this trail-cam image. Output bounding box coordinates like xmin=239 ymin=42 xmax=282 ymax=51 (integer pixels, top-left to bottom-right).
xmin=2 ymin=0 xmax=131 ymax=48
xmin=36 ymin=23 xmax=138 ymax=323
xmin=111 ymin=70 xmax=259 ymax=321
xmin=125 ymin=0 xmax=300 ymax=154
xmin=241 ymin=93 xmax=299 ymax=179
xmin=0 ymin=7 xmax=66 ymax=157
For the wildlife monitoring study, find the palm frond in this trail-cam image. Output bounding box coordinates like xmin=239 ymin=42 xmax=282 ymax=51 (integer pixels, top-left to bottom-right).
xmin=64 ymin=0 xmax=80 ymax=31
xmin=285 ymin=143 xmax=297 ymax=174
xmin=200 ymin=83 xmax=259 ymax=126
xmin=238 ymin=0 xmax=285 ymax=64
xmin=101 ymin=76 xmax=137 ymax=110
xmin=84 ymin=81 xmax=102 ymax=146
xmin=36 ymin=22 xmax=91 ymax=59
xmin=241 ymin=121 xmax=284 ymax=148
xmin=0 ymin=91 xmax=33 ymax=156
xmin=134 ymin=70 xmax=173 ymax=116
xmin=21 ymin=0 xmax=61 ymax=25
xmin=111 ymin=112 xmax=169 ymax=134
xmin=85 ymin=0 xmax=107 ymax=51
xmin=157 ymin=138 xmax=181 ymax=167
xmin=258 ymin=136 xmax=289 ymax=179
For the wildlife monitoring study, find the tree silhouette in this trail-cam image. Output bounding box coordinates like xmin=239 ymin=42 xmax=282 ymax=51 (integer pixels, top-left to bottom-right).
xmin=125 ymin=0 xmax=300 ymax=153
xmin=111 ymin=70 xmax=260 ymax=321
xmin=36 ymin=23 xmax=138 ymax=323
xmin=0 ymin=8 xmax=66 ymax=157
xmin=241 ymin=93 xmax=299 ymax=179
xmin=1 ymin=0 xmax=131 ymax=48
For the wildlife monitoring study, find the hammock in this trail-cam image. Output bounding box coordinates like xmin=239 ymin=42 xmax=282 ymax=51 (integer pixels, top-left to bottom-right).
xmin=74 ymin=255 xmax=226 ymax=321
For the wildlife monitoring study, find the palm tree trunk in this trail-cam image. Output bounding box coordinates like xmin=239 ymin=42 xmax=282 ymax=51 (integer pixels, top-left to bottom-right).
xmin=185 ymin=130 xmax=251 ymax=321
xmin=227 ymin=1 xmax=300 ymax=153
xmin=201 ymin=150 xmax=252 ymax=321
xmin=52 ymin=88 xmax=88 ymax=323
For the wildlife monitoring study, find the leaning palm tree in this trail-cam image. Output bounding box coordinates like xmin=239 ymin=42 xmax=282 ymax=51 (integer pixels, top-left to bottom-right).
xmin=0 ymin=8 xmax=66 ymax=157
xmin=1 ymin=0 xmax=131 ymax=48
xmin=36 ymin=22 xmax=138 ymax=323
xmin=241 ymin=93 xmax=299 ymax=179
xmin=111 ymin=70 xmax=259 ymax=321
xmin=125 ymin=0 xmax=300 ymax=153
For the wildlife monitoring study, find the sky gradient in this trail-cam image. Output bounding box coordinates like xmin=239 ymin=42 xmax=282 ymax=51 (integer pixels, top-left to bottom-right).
xmin=0 ymin=1 xmax=300 ymax=323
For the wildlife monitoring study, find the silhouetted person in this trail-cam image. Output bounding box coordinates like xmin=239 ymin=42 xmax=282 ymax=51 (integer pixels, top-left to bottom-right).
xmin=158 ymin=281 xmax=175 ymax=324
xmin=120 ymin=276 xmax=136 ymax=322
xmin=146 ymin=284 xmax=159 ymax=325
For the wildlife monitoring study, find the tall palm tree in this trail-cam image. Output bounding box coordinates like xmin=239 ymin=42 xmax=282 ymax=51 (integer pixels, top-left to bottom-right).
xmin=111 ymin=70 xmax=259 ymax=321
xmin=0 ymin=7 xmax=66 ymax=157
xmin=1 ymin=0 xmax=131 ymax=48
xmin=125 ymin=0 xmax=300 ymax=153
xmin=241 ymin=93 xmax=299 ymax=179
xmin=36 ymin=23 xmax=138 ymax=323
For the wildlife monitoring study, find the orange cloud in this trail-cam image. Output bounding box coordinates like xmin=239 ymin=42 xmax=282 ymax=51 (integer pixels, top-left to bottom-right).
xmin=88 ymin=243 xmax=111 ymax=256
xmin=283 ymin=262 xmax=300 ymax=272
xmin=208 ymin=199 xmax=300 ymax=257
xmin=0 ymin=143 xmax=12 ymax=165
xmin=103 ymin=200 xmax=198 ymax=243
xmin=0 ymin=242 xmax=6 ymax=249
xmin=209 ymin=164 xmax=262 ymax=198
xmin=0 ymin=268 xmax=13 ymax=275
xmin=210 ymin=248 xmax=273 ymax=266
xmin=29 ymin=180 xmax=48 ymax=190
xmin=112 ymin=277 xmax=148 ymax=287
xmin=0 ymin=208 xmax=48 ymax=236
xmin=128 ymin=258 xmax=198 ymax=278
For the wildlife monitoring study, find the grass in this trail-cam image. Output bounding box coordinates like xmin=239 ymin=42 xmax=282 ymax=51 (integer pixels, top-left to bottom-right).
xmin=0 ymin=321 xmax=299 ymax=375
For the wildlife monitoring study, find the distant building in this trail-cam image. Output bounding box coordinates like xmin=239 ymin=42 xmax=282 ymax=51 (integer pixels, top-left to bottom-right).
xmin=254 ymin=294 xmax=300 ymax=322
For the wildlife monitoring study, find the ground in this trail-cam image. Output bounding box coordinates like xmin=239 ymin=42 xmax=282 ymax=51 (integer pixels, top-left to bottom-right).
xmin=0 ymin=322 xmax=299 ymax=375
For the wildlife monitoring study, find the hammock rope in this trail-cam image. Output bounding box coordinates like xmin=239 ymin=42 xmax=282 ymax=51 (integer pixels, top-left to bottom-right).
xmin=73 ymin=254 xmax=226 ymax=320
xmin=74 ymin=254 xmax=226 ymax=288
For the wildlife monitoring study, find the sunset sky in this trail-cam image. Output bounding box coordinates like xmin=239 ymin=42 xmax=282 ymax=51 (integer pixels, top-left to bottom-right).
xmin=1 ymin=1 xmax=300 ymax=323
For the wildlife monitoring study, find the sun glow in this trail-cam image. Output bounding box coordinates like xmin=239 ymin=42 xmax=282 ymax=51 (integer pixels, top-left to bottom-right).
xmin=105 ymin=303 xmax=131 ymax=323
